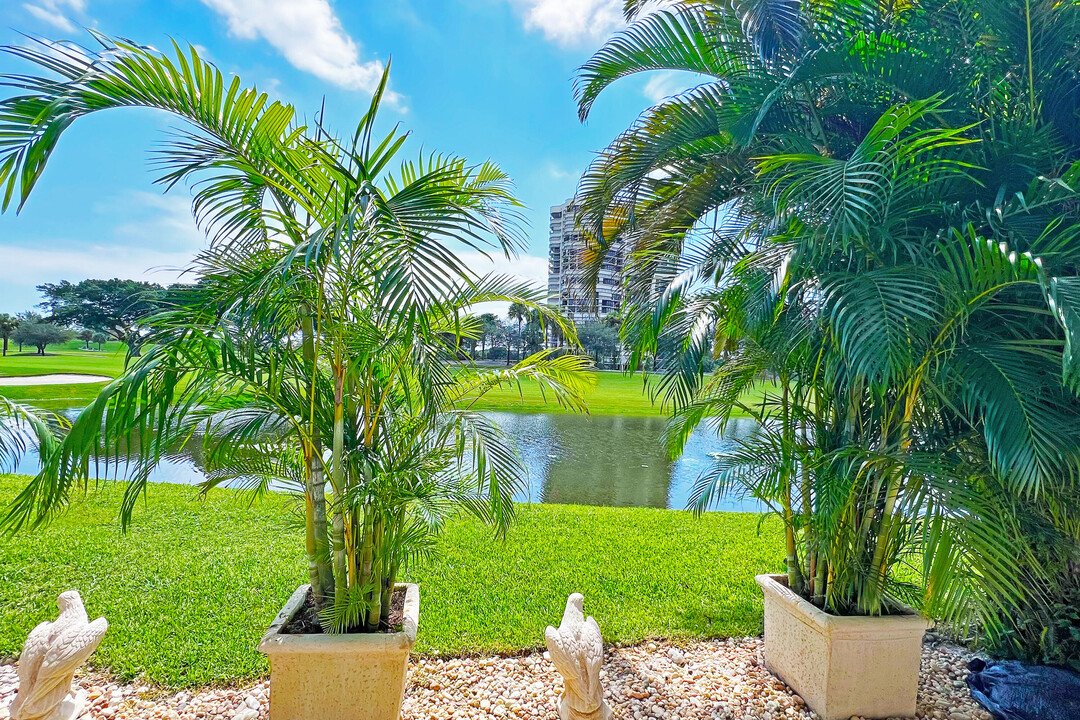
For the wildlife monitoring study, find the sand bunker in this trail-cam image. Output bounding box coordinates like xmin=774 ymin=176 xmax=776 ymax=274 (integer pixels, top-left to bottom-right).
xmin=0 ymin=373 xmax=111 ymax=386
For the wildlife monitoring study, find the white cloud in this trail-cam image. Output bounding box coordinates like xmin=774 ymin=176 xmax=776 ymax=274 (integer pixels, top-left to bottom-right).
xmin=199 ymin=0 xmax=402 ymax=105
xmin=510 ymin=0 xmax=625 ymax=46
xmin=3 ymin=243 xmax=196 ymax=290
xmin=23 ymin=0 xmax=86 ymax=32
xmin=95 ymin=191 xmax=208 ymax=254
xmin=0 ymin=186 xmax=550 ymax=316
xmin=643 ymin=71 xmax=688 ymax=103
xmin=0 ymin=191 xmax=207 ymax=311
xmin=545 ymin=162 xmax=576 ymax=181
xmin=461 ymin=251 xmax=549 ymax=288
xmin=459 ymin=251 xmax=550 ymax=315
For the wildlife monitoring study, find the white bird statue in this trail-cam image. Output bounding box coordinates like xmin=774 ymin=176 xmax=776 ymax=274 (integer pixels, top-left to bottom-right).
xmin=544 ymin=593 xmax=611 ymax=720
xmin=9 ymin=590 xmax=108 ymax=720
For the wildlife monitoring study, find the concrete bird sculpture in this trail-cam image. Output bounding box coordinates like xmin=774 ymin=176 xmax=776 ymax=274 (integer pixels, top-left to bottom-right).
xmin=10 ymin=591 xmax=108 ymax=720
xmin=544 ymin=593 xmax=610 ymax=720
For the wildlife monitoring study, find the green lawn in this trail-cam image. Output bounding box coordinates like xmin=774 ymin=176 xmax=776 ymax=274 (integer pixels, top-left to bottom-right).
xmin=0 ymin=474 xmax=782 ymax=688
xmin=466 ymin=369 xmax=771 ymax=416
xmin=0 ymin=349 xmax=125 ymax=410
xmin=1 ymin=349 xmax=771 ymax=416
xmin=0 ymin=348 xmax=127 ymax=376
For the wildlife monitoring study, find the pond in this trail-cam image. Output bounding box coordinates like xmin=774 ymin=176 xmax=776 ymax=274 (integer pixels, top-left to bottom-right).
xmin=7 ymin=409 xmax=763 ymax=513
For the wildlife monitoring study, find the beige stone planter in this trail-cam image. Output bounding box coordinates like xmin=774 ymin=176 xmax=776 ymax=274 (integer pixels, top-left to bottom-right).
xmin=259 ymin=583 xmax=419 ymax=720
xmin=756 ymin=574 xmax=929 ymax=720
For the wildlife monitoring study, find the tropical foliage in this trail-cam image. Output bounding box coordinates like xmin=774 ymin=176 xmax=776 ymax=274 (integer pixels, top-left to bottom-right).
xmin=574 ymin=0 xmax=1080 ymax=626
xmin=0 ymin=34 xmax=591 ymax=632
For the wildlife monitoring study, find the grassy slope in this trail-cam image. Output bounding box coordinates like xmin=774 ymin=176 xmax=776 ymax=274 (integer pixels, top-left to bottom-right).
xmin=1 ymin=350 xmax=770 ymax=416
xmin=0 ymin=475 xmax=783 ymax=687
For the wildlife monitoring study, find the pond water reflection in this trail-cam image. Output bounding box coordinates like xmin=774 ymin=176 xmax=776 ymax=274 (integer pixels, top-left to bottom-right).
xmin=494 ymin=413 xmax=762 ymax=511
xmin=9 ymin=410 xmax=763 ymax=512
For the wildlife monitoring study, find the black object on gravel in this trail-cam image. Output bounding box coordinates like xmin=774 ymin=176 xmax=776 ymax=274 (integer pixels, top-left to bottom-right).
xmin=966 ymin=658 xmax=1080 ymax=720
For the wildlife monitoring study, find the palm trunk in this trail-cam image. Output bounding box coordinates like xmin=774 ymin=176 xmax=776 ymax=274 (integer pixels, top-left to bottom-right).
xmin=301 ymin=308 xmax=333 ymax=603
xmin=867 ymin=385 xmax=918 ymax=611
xmin=366 ymin=515 xmax=384 ymax=631
xmin=330 ymin=360 xmax=349 ymax=610
xmin=310 ymin=434 xmax=333 ymax=600
xmin=780 ymin=379 xmax=805 ymax=595
xmin=380 ymin=506 xmax=408 ymax=626
xmin=814 ymin=559 xmax=828 ymax=608
xmin=358 ymin=501 xmax=375 ymax=598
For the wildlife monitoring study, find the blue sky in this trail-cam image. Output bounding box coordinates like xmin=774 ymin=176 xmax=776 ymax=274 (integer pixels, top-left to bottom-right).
xmin=0 ymin=0 xmax=690 ymax=313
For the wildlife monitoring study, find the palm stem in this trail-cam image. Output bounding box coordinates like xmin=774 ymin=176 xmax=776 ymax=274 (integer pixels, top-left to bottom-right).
xmin=780 ymin=379 xmax=805 ymax=594
xmin=301 ymin=307 xmax=333 ymax=602
xmin=330 ymin=358 xmax=349 ymax=610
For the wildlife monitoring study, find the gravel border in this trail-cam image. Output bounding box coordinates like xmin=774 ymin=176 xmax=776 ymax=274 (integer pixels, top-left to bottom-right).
xmin=0 ymin=639 xmax=993 ymax=720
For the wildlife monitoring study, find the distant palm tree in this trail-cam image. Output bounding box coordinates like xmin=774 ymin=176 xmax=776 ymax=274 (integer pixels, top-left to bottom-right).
xmin=507 ymin=302 xmax=529 ymax=363
xmin=0 ymin=314 xmax=17 ymax=357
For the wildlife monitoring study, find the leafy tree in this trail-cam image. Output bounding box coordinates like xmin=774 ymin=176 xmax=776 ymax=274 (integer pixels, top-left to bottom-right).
xmin=14 ymin=318 xmax=71 ymax=355
xmin=91 ymin=332 xmax=109 ymax=351
xmin=77 ymin=329 xmax=94 ymax=349
xmin=478 ymin=313 xmax=499 ymax=359
xmin=578 ymin=322 xmax=620 ymax=370
xmin=0 ymin=314 xmax=17 ymax=357
xmin=37 ymin=279 xmax=167 ymax=354
xmin=486 ymin=320 xmax=512 ymax=362
xmin=15 ymin=311 xmax=40 ymax=352
xmin=575 ymin=0 xmax=1080 ymax=627
xmin=522 ymin=309 xmax=545 ymax=355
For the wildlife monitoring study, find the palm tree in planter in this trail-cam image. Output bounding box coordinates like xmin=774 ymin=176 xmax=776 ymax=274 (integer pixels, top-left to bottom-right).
xmin=0 ymin=34 xmax=591 ymax=720
xmin=573 ymin=1 xmax=1080 ymax=718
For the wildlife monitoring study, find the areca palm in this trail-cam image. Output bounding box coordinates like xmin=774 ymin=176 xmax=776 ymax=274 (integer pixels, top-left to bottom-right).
xmin=0 ymin=34 xmax=592 ymax=631
xmin=575 ymin=0 xmax=1080 ymax=623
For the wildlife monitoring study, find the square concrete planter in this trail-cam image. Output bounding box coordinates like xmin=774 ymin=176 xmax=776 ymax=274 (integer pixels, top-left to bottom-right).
xmin=259 ymin=583 xmax=419 ymax=720
xmin=756 ymin=574 xmax=929 ymax=720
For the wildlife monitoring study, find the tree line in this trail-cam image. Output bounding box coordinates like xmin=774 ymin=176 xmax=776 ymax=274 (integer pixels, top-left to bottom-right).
xmin=0 ymin=278 xmax=175 ymax=356
xmin=464 ymin=303 xmax=625 ymax=370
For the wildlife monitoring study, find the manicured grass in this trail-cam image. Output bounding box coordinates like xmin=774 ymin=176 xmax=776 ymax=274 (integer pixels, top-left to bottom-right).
xmin=0 ymin=349 xmax=127 ymax=377
xmin=0 ymin=474 xmax=782 ymax=688
xmin=49 ymin=339 xmax=129 ymax=354
xmin=0 ymin=350 xmax=124 ymax=410
xmin=1 ymin=351 xmax=771 ymax=417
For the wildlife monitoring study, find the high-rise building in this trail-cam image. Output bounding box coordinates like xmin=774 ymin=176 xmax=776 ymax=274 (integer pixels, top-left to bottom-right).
xmin=547 ymin=199 xmax=625 ymax=324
